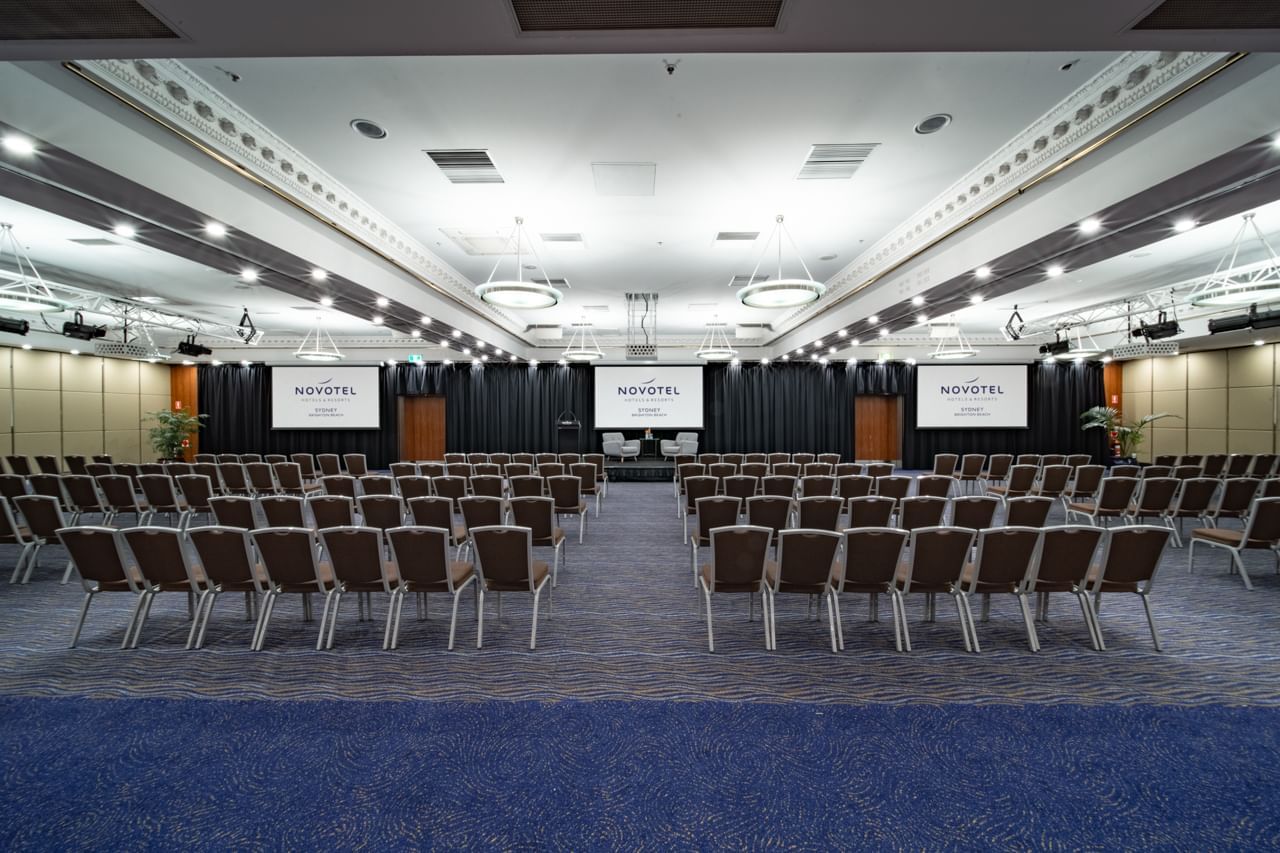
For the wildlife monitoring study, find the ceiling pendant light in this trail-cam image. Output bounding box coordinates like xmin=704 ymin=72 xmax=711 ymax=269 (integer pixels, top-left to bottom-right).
xmin=562 ymin=317 xmax=604 ymax=362
xmin=695 ymin=319 xmax=738 ymax=361
xmin=294 ymin=315 xmax=345 ymax=362
xmin=0 ymin=223 xmax=65 ymax=312
xmin=475 ymin=216 xmax=563 ymax=309
xmin=929 ymin=319 xmax=978 ymax=360
xmin=736 ymin=214 xmax=825 ymax=309
xmin=1190 ymin=213 xmax=1280 ymax=307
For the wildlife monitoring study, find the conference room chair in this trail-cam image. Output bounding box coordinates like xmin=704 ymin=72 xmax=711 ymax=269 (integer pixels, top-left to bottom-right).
xmin=817 ymin=453 xmax=841 ymax=466
xmin=465 ymin=475 xmax=502 ymax=501
xmin=534 ymin=453 xmax=558 ymax=467
xmin=764 ymin=452 xmax=788 ymax=467
xmin=56 ymin=526 xmax=142 ymax=648
xmin=444 ymin=453 xmax=467 ymax=465
xmin=915 ymin=475 xmax=955 ymax=500
xmin=216 ymin=462 xmax=252 ymax=497
xmin=138 ymin=474 xmax=191 ymax=530
xmin=358 ymin=475 xmax=396 ymax=497
xmin=898 ymin=496 xmax=948 ymax=533
xmin=504 ymin=463 xmax=533 ymax=479
xmin=1066 ymin=477 xmax=1139 ymax=527
xmin=284 ymin=454 xmax=315 ymax=484
xmin=1224 ymin=454 xmax=1253 ymax=478
xmin=675 ymin=463 xmax=706 ymax=501
xmin=1178 ymin=454 xmax=1204 ymax=467
xmin=1015 ymin=454 xmax=1041 ymax=468
xmin=799 ymin=475 xmax=836 ymax=498
xmin=950 ymin=495 xmax=1000 ymax=531
xmin=251 ymin=527 xmax=336 ymax=651
xmin=723 ymin=475 xmax=758 ymax=506
xmin=460 ymin=496 xmax=505 ymax=549
xmin=308 ymin=495 xmax=357 ymax=530
xmin=395 ymin=475 xmax=433 ymax=502
xmin=0 ymin=474 xmax=27 ymax=508
xmin=1005 ymin=496 xmax=1054 ymax=528
xmin=708 ymin=462 xmax=737 ymax=491
xmin=875 ymin=475 xmax=912 ymax=505
xmin=761 ymin=474 xmax=797 ymax=500
xmin=736 ymin=464 xmax=767 ymax=487
xmin=569 ymin=463 xmax=602 ymax=516
xmin=796 ymin=496 xmax=842 ymax=532
xmin=97 ymin=474 xmax=149 ymax=528
xmin=343 ymin=454 xmax=370 ymax=477
xmin=681 ymin=476 xmax=719 ymax=544
xmin=167 ymin=463 xmax=194 ymax=478
xmin=1164 ymin=477 xmax=1219 ymax=546
xmin=209 ymin=495 xmax=259 ymax=530
xmin=192 ymin=463 xmax=222 ymax=493
xmin=174 ymin=474 xmax=217 ymax=528
xmin=119 ymin=526 xmax=205 ymax=649
xmin=832 ymin=527 xmax=910 ymax=652
xmin=847 ymin=496 xmax=896 ymax=529
xmin=673 ymin=453 xmax=697 ymax=472
xmin=1064 ymin=465 xmax=1105 ymax=507
xmin=1125 ymin=477 xmax=1181 ymax=537
xmin=273 ymin=463 xmax=319 ymax=497
xmin=384 ymin=526 xmax=476 ymax=650
xmin=1201 ymin=454 xmax=1229 ymax=478
xmin=63 ymin=455 xmax=88 ymax=476
xmin=1040 ymin=454 xmax=1067 ymax=469
xmin=443 ymin=462 xmax=471 ymax=479
xmin=558 ymin=453 xmax=581 ymax=467
xmin=744 ymin=453 xmax=768 ymax=465
xmin=467 ymin=453 xmax=490 ymax=466
xmin=512 ymin=453 xmax=536 ymax=467
xmin=138 ymin=464 xmax=166 ymax=479
xmin=429 ymin=476 xmax=468 ymax=514
xmin=1032 ymin=465 xmax=1073 ymax=501
xmin=260 ymin=495 xmax=308 ymax=528
xmin=508 ymin=475 xmax=544 ymax=499
xmin=418 ymin=462 xmax=446 ymax=479
xmin=548 ymin=475 xmax=589 ymax=544
xmin=1020 ymin=525 xmax=1107 ymax=651
xmin=320 ymin=475 xmax=359 ymax=500
xmin=894 ymin=526 xmax=978 ymax=652
xmin=408 ymin=496 xmax=469 ymax=558
xmin=316 ymin=454 xmax=342 ymax=478
xmin=5 ymin=455 xmax=32 ymax=476
xmin=834 ymin=463 xmax=863 ymax=479
xmin=91 ymin=454 xmax=113 ymax=466
xmin=931 ymin=453 xmax=959 ymax=477
xmin=389 ymin=462 xmax=418 ymax=479
xmin=538 ymin=462 xmax=565 ymax=479
xmin=62 ymin=475 xmax=109 ymax=526
xmin=836 ymin=475 xmax=873 ymax=504
xmin=490 ymin=454 xmax=513 ymax=467
xmin=194 ymin=453 xmax=217 ymax=464
xmin=1109 ymin=464 xmax=1140 ymax=478
xmin=471 ymin=525 xmax=553 ymax=650
xmin=1141 ymin=465 xmax=1173 ymax=479
xmin=714 ymin=453 xmax=740 ymax=468
xmin=1188 ymin=497 xmax=1280 ymax=591
xmin=955 ymin=454 xmax=985 ymax=494
xmin=988 ymin=465 xmax=1038 ymax=502
xmin=85 ymin=462 xmax=113 ymax=480
xmin=1264 ymin=478 xmax=1280 ymax=498
xmin=740 ymin=487 xmax=789 ymax=544
xmin=771 ymin=462 xmax=802 ymax=479
xmin=1172 ymin=464 xmax=1203 ymax=481
xmin=1248 ymin=454 xmax=1279 ymax=479
xmin=245 ymin=462 xmax=281 ymax=496
xmin=697 ymin=525 xmax=771 ymax=653
xmin=977 ymin=454 xmax=1012 ymax=491
xmin=690 ymin=496 xmax=744 ymax=587
xmin=803 ymin=463 xmax=833 ymax=478
xmin=508 ymin=496 xmax=566 ymax=588
xmin=28 ymin=474 xmax=69 ymax=513
xmin=583 ymin=453 xmax=609 ymax=499
xmin=317 ymin=526 xmax=398 ymax=650
xmin=114 ymin=464 xmax=141 ymax=492
xmin=1088 ymin=525 xmax=1173 ymax=651
xmin=1203 ymin=477 xmax=1261 ymax=528
xmin=237 ymin=454 xmax=262 ymax=465
xmin=961 ymin=527 xmax=1042 ymax=653
xmin=790 ymin=453 xmax=815 ymax=466
xmin=1065 ymin=454 xmax=1092 ymax=471
xmin=472 ymin=463 xmax=502 ymax=479
xmin=261 ymin=454 xmax=286 ymax=466
xmin=0 ymin=500 xmax=36 ymax=585
xmin=698 ymin=453 xmax=720 ymax=466
xmin=762 ymin=528 xmax=842 ymax=652
xmin=184 ymin=526 xmax=268 ymax=650
xmin=864 ymin=462 xmax=894 ymax=479
xmin=1154 ymin=455 xmax=1177 ymax=467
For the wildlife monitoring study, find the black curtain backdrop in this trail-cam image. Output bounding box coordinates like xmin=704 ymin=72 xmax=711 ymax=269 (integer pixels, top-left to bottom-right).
xmin=704 ymin=362 xmax=856 ymax=460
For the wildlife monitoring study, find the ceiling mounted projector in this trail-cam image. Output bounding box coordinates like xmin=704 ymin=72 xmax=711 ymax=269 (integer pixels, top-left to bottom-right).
xmin=176 ymin=336 xmax=212 ymax=357
xmin=1037 ymin=339 xmax=1070 ymax=357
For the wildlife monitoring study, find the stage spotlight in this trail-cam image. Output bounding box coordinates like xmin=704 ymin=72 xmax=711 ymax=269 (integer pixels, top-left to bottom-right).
xmin=62 ymin=312 xmax=105 ymax=341
xmin=0 ymin=316 xmax=29 ymax=336
xmin=1132 ymin=313 xmax=1181 ymax=340
xmin=1208 ymin=313 xmax=1251 ymax=334
xmin=1037 ymin=339 xmax=1070 ymax=357
xmin=176 ymin=335 xmax=212 ymax=357
xmin=1249 ymin=307 xmax=1280 ymax=331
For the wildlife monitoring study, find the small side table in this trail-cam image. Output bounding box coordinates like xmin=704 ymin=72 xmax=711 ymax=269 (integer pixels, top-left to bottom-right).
xmin=639 ymin=437 xmax=659 ymax=459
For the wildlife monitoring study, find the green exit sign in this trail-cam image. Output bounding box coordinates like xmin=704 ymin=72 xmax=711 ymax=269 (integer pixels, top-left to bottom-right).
xmin=406 ymin=354 xmax=424 ymax=364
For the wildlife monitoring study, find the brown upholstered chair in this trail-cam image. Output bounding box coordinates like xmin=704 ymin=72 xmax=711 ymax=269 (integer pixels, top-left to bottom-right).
xmin=1088 ymin=525 xmax=1173 ymax=650
xmin=91 ymin=454 xmax=114 ymax=465
xmin=192 ymin=463 xmax=222 ymax=494
xmin=931 ymin=453 xmax=959 ymax=477
xmin=1041 ymin=454 xmax=1067 ymax=468
xmin=977 ymin=454 xmax=1012 ymax=491
xmin=356 ymin=495 xmax=406 ymax=533
xmin=864 ymin=462 xmax=894 ymax=479
xmin=215 ymin=454 xmax=239 ymax=464
xmin=1065 ymin=453 xmax=1092 ymax=471
xmin=772 ymin=462 xmax=801 ymax=479
xmin=799 ymin=475 xmax=836 ymax=498
xmin=245 ymin=462 xmax=279 ymax=495
xmin=875 ymin=475 xmax=912 ymax=504
xmin=473 ymin=463 xmax=502 ymax=478
xmin=1015 ymin=454 xmax=1041 ymax=468
xmin=1201 ymin=454 xmax=1228 ymax=478
xmin=120 ymin=526 xmax=205 ymax=648
xmin=209 ymin=495 xmax=258 ymax=530
xmin=317 ymin=526 xmax=397 ymax=649
xmin=915 ymin=475 xmax=955 ymax=500
xmin=138 ymin=474 xmax=191 ymax=529
xmin=1032 ymin=465 xmax=1073 ymax=500
xmin=263 ymin=454 xmax=288 ymax=465
xmin=744 ymin=453 xmax=768 ymax=465
xmin=389 ymin=462 xmax=418 ymax=479
xmin=802 ymin=463 xmax=833 ymax=478
xmin=96 ymin=474 xmax=147 ymax=527
xmin=538 ymin=462 xmax=565 ymax=479
xmin=834 ymin=463 xmax=862 ymax=478
xmin=1248 ymin=454 xmax=1278 ymax=479
xmin=833 ymin=527 xmax=910 ymax=651
xmin=1023 ymin=525 xmax=1107 ymax=651
xmin=1064 ymin=465 xmax=1105 ymax=506
xmin=1066 ymin=477 xmax=1139 ymax=526
xmin=548 ymin=474 xmax=588 ymax=543
xmin=761 ymin=475 xmax=797 ymax=499
xmin=1154 ymin=455 xmax=1177 ymax=467
xmin=697 ymin=525 xmax=772 ymax=652
xmin=28 ymin=473 xmax=67 ymax=512
xmin=321 ymin=475 xmax=358 ymax=499
xmin=746 ymin=495 xmax=791 ymax=553
xmin=1204 ymin=478 xmax=1261 ymax=528
xmin=738 ymin=463 xmax=768 ymax=485
xmin=950 ymin=496 xmax=999 ymax=530
xmin=689 ymin=496 xmax=743 ymax=587
xmin=407 ymin=495 xmax=468 ymax=557
xmin=1005 ymin=496 xmax=1054 ymax=528
xmin=1172 ymin=464 xmax=1202 ymax=481
xmin=251 ymin=527 xmax=336 ymax=650
xmin=57 ymin=526 xmax=142 ymax=648
xmin=236 ymin=455 xmax=262 ymax=466
xmin=796 ymin=496 xmax=842 ymax=531
xmin=343 ymin=454 xmax=369 ymax=477
xmin=1141 ymin=465 xmax=1173 ymax=479
xmin=217 ymin=462 xmax=252 ymax=496
xmin=570 ymin=463 xmax=602 ymax=515
xmin=681 ymin=476 xmax=718 ymax=544
xmin=467 ymin=453 xmax=490 ymax=466
xmin=418 ymin=462 xmax=446 ymax=479
xmin=504 ymin=463 xmax=534 ymax=480
xmin=708 ymin=462 xmax=737 ymax=490
xmin=675 ymin=463 xmax=705 ymax=501
xmin=469 ymin=475 xmax=506 ymax=500
xmin=11 ymin=495 xmax=69 ymax=584
xmin=698 ymin=453 xmax=721 ymax=466
xmin=62 ymin=475 xmax=108 ymax=525
xmin=85 ymin=463 xmax=113 ymax=480
xmin=987 ymin=464 xmax=1037 ymax=501
xmin=766 ymin=453 xmax=790 ymax=467
xmin=512 ymin=453 xmax=537 ymax=467
xmin=898 ymin=496 xmax=947 ymax=533
xmin=792 ymin=453 xmax=816 ymax=466
xmin=508 ymin=496 xmax=566 ymax=587
xmin=186 ymin=525 xmax=268 ymax=649
xmin=471 ymin=525 xmax=553 ymax=649
xmin=960 ymin=526 xmax=1042 ymax=652
xmin=534 ymin=453 xmax=557 ymax=467
xmin=508 ymin=475 xmax=545 ymax=499
xmin=260 ymin=495 xmax=307 ymax=528
xmin=386 ymin=526 xmax=476 ymax=649
xmin=359 ymin=475 xmax=397 ymax=496
xmin=431 ymin=476 xmax=469 ymax=514
xmin=5 ymin=455 xmax=31 ymax=476
xmin=837 ymin=475 xmax=873 ymax=504
xmin=763 ymin=528 xmax=842 ymax=651
xmin=723 ymin=475 xmax=759 ymax=504
xmin=1165 ymin=477 xmax=1218 ymax=544
xmin=316 ymin=454 xmax=342 ymax=477
xmin=175 ymin=475 xmax=216 ymax=527
xmin=490 ymin=454 xmax=513 ymax=467
xmin=893 ymin=526 xmax=977 ymax=652
xmin=846 ymin=496 xmax=895 ymax=529
xmin=274 ymin=463 xmax=320 ymax=497
xmin=817 ymin=453 xmax=841 ymax=466
xmin=1189 ymin=496 xmax=1280 ymax=591
xmin=64 ymin=455 xmax=88 ymax=476
xmin=1109 ymin=464 xmax=1140 ymax=478
xmin=1125 ymin=477 xmax=1180 ymax=536
xmin=721 ymin=454 xmax=745 ymax=467
xmin=307 ymin=494 xmax=356 ymax=530
xmin=583 ymin=453 xmax=609 ymax=498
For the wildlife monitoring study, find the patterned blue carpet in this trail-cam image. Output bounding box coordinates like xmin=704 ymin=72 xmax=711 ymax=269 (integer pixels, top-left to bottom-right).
xmin=3 ymin=478 xmax=1280 ymax=847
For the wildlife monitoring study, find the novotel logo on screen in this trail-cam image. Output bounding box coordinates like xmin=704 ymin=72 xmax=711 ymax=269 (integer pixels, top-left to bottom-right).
xmin=294 ymin=377 xmax=358 ymax=396
xmin=617 ymin=377 xmax=680 ymax=396
xmin=940 ymin=376 xmax=1004 ymax=395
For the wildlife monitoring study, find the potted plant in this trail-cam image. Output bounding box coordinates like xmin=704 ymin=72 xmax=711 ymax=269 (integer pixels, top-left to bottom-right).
xmin=147 ymin=409 xmax=208 ymax=462
xmin=1079 ymin=405 xmax=1179 ymax=465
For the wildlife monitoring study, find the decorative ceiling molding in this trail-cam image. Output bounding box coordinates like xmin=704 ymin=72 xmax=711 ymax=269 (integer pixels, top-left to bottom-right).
xmin=774 ymin=49 xmax=1230 ymax=334
xmin=75 ymin=57 xmax=523 ymax=334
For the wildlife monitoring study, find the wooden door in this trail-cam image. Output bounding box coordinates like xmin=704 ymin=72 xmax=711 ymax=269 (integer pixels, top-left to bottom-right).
xmin=399 ymin=396 xmax=446 ymax=461
xmin=855 ymin=395 xmax=901 ymax=461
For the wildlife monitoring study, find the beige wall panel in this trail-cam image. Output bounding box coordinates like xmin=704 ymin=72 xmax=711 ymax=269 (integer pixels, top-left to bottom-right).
xmin=103 ymin=393 xmax=140 ymax=431
xmin=61 ymin=391 xmax=104 ymax=432
xmin=0 ymin=390 xmax=11 ymax=431
xmin=1186 ymin=389 xmax=1228 ymax=429
xmin=1187 ymin=350 xmax=1228 ymax=390
xmin=12 ymin=389 xmax=60 ymax=433
xmin=60 ymin=355 xmax=103 ymax=393
xmin=1187 ymin=428 xmax=1228 ymax=455
xmin=104 ymin=430 xmax=141 ymax=463
xmin=1150 ymin=389 xmax=1187 ymax=420
xmin=12 ymin=349 xmax=60 ymax=390
xmin=0 ymin=347 xmax=11 ymax=388
xmin=1229 ymin=429 xmax=1273 ymax=454
xmin=62 ymin=430 xmax=104 ymax=457
xmin=13 ymin=432 xmax=61 ymax=458
xmin=139 ymin=394 xmax=170 ymax=428
xmin=139 ymin=363 xmax=170 ymax=397
xmin=1151 ymin=355 xmax=1187 ymax=391
xmin=1122 ymin=391 xmax=1152 ymax=422
xmin=102 ymin=358 xmax=139 ymax=394
xmin=1122 ymin=359 xmax=1151 ymax=392
xmin=1228 ymin=386 xmax=1274 ymax=431
xmin=1229 ymin=345 xmax=1274 ymax=388
xmin=1149 ymin=427 xmax=1186 ymax=458
xmin=0 ymin=434 xmax=10 ymax=456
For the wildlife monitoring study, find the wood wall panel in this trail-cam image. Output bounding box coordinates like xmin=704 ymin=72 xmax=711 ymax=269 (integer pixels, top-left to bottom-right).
xmin=400 ymin=396 xmax=446 ymax=462
xmin=854 ymin=395 xmax=900 ymax=462
xmin=170 ymin=365 xmax=199 ymax=460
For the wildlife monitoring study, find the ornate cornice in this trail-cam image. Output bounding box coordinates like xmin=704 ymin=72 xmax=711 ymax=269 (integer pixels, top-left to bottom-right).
xmin=77 ymin=57 xmax=522 ymax=334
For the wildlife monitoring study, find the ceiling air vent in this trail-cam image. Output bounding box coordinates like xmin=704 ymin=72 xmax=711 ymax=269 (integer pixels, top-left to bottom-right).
xmin=67 ymin=238 xmax=123 ymax=247
xmin=797 ymin=143 xmax=880 ymax=180
xmin=716 ymin=231 xmax=759 ymax=243
xmin=1133 ymin=0 xmax=1280 ymax=29
xmin=1 ymin=0 xmax=179 ymax=40
xmin=424 ymin=149 xmax=504 ymax=184
xmin=539 ymin=233 xmax=583 ymax=243
xmin=531 ymin=277 xmax=570 ymax=287
xmin=510 ymin=0 xmax=783 ymax=31
xmin=730 ymin=274 xmax=768 ymax=285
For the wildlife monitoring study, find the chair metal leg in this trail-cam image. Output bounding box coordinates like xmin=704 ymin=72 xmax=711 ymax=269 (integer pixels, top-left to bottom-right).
xmin=530 ymin=585 xmax=544 ymax=649
xmin=69 ymin=591 xmax=94 ymax=648
xmin=130 ymin=591 xmax=157 ymax=649
xmin=825 ymin=591 xmax=838 ymax=653
xmin=253 ymin=592 xmax=278 ymax=650
xmin=20 ymin=543 xmax=43 ymax=583
xmin=9 ymin=543 xmax=31 ymax=584
xmin=981 ymin=593 xmax=991 ymax=622
xmin=382 ymin=591 xmax=397 ymax=650
xmin=1080 ymin=593 xmax=1104 ymax=651
xmin=1141 ymin=593 xmax=1162 ymax=651
xmin=325 ymin=590 xmax=341 ymax=649
xmin=121 ymin=592 xmax=149 ymax=650
xmin=701 ymin=581 xmax=715 ymax=652
xmin=476 ymin=588 xmax=485 ymax=648
xmin=1187 ymin=539 xmax=1198 ymax=574
xmin=1232 ymin=551 xmax=1253 ymax=590
xmin=960 ymin=593 xmax=980 ymax=653
xmin=832 ymin=592 xmax=846 ymax=651
xmin=954 ymin=593 xmax=974 ymax=653
xmin=895 ymin=593 xmax=911 ymax=652
xmin=186 ymin=590 xmax=212 ymax=649
xmin=1018 ymin=592 xmax=1040 ymax=652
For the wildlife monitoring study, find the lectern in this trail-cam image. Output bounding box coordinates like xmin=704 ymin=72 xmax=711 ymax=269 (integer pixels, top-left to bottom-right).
xmin=556 ymin=411 xmax=581 ymax=453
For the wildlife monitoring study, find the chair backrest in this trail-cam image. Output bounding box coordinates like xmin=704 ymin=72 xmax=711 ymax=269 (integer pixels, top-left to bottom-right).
xmin=1172 ymin=464 xmax=1202 ymax=480
xmin=1133 ymin=477 xmax=1179 ymax=514
xmin=739 ymin=463 xmax=768 ymax=482
xmin=58 ymin=526 xmax=134 ymax=588
xmin=1005 ymin=496 xmax=1054 ymax=527
xmin=899 ymin=527 xmax=975 ymax=590
xmin=915 ymin=475 xmax=954 ymax=499
xmin=291 ymin=454 xmax=317 ymax=479
xmin=387 ymin=526 xmax=457 ymax=589
xmin=766 ymin=453 xmax=790 ymax=466
xmin=503 ymin=463 xmax=533 ymax=479
xmin=1141 ymin=465 xmax=1172 ymax=479
xmin=559 ymin=453 xmax=581 ymax=466
xmin=264 ymin=454 xmax=287 ymax=465
xmin=1241 ymin=497 xmax=1280 ymax=545
xmin=797 ymin=496 xmax=842 ymax=531
xmin=1109 ymin=464 xmax=1140 ymax=478
xmin=237 ymin=455 xmax=262 ymax=465
xmin=837 ymin=475 xmax=873 ymax=501
xmin=898 ymin=496 xmax=947 ymax=532
xmin=721 ymin=453 xmax=745 ymax=467
xmin=761 ymin=474 xmax=797 ymax=498
xmin=539 ymin=462 xmax=566 ymax=478
xmin=707 ymin=525 xmax=771 ymax=588
xmin=547 ymin=475 xmax=582 ymax=512
xmin=1153 ymin=454 xmax=1177 ymax=466
xmin=984 ymin=454 xmax=1013 ymax=479
xmin=834 ymin=463 xmax=863 ymax=478
xmin=252 ymin=527 xmax=323 ymax=588
xmin=1201 ymin=454 xmax=1228 ymax=478
xmin=28 ymin=473 xmax=65 ymax=504
xmin=802 ymin=463 xmax=833 ymax=478
xmin=491 ymin=454 xmax=513 ymax=467
xmin=1249 ymin=454 xmax=1278 ymax=479
xmin=772 ymin=462 xmax=801 ymax=478
xmin=62 ymin=475 xmax=104 ymax=512
xmin=512 ymin=453 xmax=536 ymax=466
xmin=473 ymin=463 xmax=503 ymax=478
xmin=698 ymin=453 xmax=720 ymax=466
xmin=1037 ymin=465 xmax=1072 ymax=496
xmin=123 ymin=526 xmax=196 ymax=588
xmin=359 ymin=475 xmax=396 ymax=496
xmin=14 ymin=494 xmax=65 ymax=537
xmin=64 ymin=455 xmax=88 ymax=476
xmin=91 ymin=454 xmax=113 ymax=465
xmin=465 ymin=475 xmax=501 ymax=499
xmin=792 ymin=453 xmax=816 ymax=466
xmin=209 ymin=495 xmax=258 ymax=530
xmin=194 ymin=453 xmax=217 ymax=464
xmin=950 ymin=495 xmax=999 ymax=530
xmin=218 ymin=462 xmax=249 ymax=493
xmin=1225 ymin=454 xmax=1253 ymax=477
xmin=343 ymin=454 xmax=369 ymax=477
xmin=932 ymin=453 xmax=958 ymax=476
xmin=1173 ymin=477 xmax=1218 ymax=514
xmin=1015 ymin=454 xmax=1041 ymax=468
xmin=817 ymin=453 xmax=841 ymax=466
xmin=272 ymin=463 xmax=306 ymax=494
xmin=684 ymin=476 xmax=718 ymax=512
xmin=876 ymin=475 xmax=912 ymax=501
xmin=85 ymin=462 xmax=113 ymax=479
xmin=1065 ymin=454 xmax=1092 ymax=470
xmin=1028 ymin=525 xmax=1105 ymax=588
xmin=445 ymin=453 xmax=467 ymax=465
xmin=1263 ymin=478 xmax=1280 ymax=498
xmin=965 ymin=527 xmax=1041 ymax=592
xmin=215 ymin=454 xmax=238 ymax=464
xmin=95 ymin=475 xmax=139 ymax=512
xmin=321 ymin=475 xmax=358 ymax=499
xmin=723 ymin=475 xmax=758 ymax=501
xmin=1004 ymin=465 xmax=1039 ymax=494
xmin=407 ymin=496 xmax=454 ymax=531
xmin=193 ymin=463 xmax=220 ymax=487
xmin=460 ymin=496 xmax=505 ymax=533
xmin=260 ymin=495 xmax=307 ymax=527
xmin=799 ymin=475 xmax=836 ymax=497
xmin=583 ymin=454 xmax=606 ymax=482
xmin=695 ymin=497 xmax=743 ymax=543
xmin=508 ymin=496 xmax=557 ymax=544
xmin=308 ymin=494 xmax=356 ymax=529
xmin=187 ymin=526 xmax=260 ymax=588
xmin=744 ymin=453 xmax=768 ymax=465
xmin=138 ymin=474 xmax=181 ymax=511
xmin=316 ymin=454 xmax=342 ymax=477
xmin=746 ymin=495 xmax=791 ymax=538
xmin=1070 ymin=465 xmax=1105 ymax=497
xmin=472 ymin=525 xmax=535 ymax=588
xmin=1216 ymin=478 xmax=1260 ymax=514
xmin=508 ymin=475 xmax=544 ymax=498
xmin=166 ymin=462 xmax=193 ymax=477
xmin=320 ymin=526 xmax=388 ymax=587
xmin=389 ymin=462 xmax=417 ymax=479
xmin=534 ymin=453 xmax=557 ymax=466
xmin=772 ymin=529 xmax=841 ymax=589
xmin=838 ymin=527 xmax=908 ymax=590
xmin=708 ymin=462 xmax=736 ymax=483
xmin=5 ymin=455 xmax=31 ymax=476
xmin=846 ymin=495 xmax=896 ymax=528
xmin=468 ymin=453 xmax=490 ymax=465
xmin=569 ymin=464 xmax=598 ymax=494
xmin=1092 ymin=525 xmax=1171 ymax=590
xmin=677 ymin=463 xmax=705 ymax=485
xmin=1041 ymin=454 xmax=1067 ymax=468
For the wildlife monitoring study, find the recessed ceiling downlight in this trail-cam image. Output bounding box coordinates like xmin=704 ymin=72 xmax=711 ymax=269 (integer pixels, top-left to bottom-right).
xmin=350 ymin=119 xmax=387 ymax=140
xmin=914 ymin=114 xmax=952 ymax=135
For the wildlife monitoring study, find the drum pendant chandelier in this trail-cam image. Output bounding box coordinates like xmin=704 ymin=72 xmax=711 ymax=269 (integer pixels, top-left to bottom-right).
xmin=294 ymin=315 xmax=345 ymax=361
xmin=930 ymin=319 xmax=978 ymax=360
xmin=695 ymin=320 xmax=738 ymax=361
xmin=736 ymin=214 xmax=825 ymax=309
xmin=562 ymin=317 xmax=604 ymax=362
xmin=474 ymin=216 xmax=563 ymax=309
xmin=0 ymin=222 xmax=66 ymax=313
xmin=1190 ymin=213 xmax=1280 ymax=307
